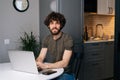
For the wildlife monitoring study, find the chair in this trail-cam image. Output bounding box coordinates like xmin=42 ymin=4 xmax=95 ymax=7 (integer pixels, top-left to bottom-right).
xmin=72 ymin=52 xmax=84 ymax=80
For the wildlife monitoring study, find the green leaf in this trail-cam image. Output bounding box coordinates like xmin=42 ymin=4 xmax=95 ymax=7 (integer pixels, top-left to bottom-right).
xmin=19 ymin=31 xmax=40 ymax=58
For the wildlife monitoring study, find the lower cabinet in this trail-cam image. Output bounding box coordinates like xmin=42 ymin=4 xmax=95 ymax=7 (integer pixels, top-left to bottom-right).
xmin=78 ymin=41 xmax=114 ymax=80
xmin=104 ymin=41 xmax=114 ymax=79
xmin=83 ymin=60 xmax=105 ymax=80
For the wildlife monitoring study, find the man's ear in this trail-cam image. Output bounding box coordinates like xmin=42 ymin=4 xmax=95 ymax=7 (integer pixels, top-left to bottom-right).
xmin=48 ymin=26 xmax=50 ymax=29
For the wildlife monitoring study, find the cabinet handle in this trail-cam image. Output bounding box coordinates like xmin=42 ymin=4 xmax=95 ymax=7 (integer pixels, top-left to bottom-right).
xmin=108 ymin=7 xmax=113 ymax=14
xmin=92 ymin=53 xmax=99 ymax=56
xmin=92 ymin=63 xmax=99 ymax=66
xmin=105 ymin=42 xmax=113 ymax=45
xmin=92 ymin=43 xmax=99 ymax=46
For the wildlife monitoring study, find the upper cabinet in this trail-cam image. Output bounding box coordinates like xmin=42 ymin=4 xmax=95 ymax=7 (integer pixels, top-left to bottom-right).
xmin=98 ymin=0 xmax=115 ymax=15
xmin=84 ymin=0 xmax=115 ymax=15
xmin=84 ymin=0 xmax=97 ymax=13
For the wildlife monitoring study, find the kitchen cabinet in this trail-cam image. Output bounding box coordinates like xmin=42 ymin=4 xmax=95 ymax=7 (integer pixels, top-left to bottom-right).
xmin=104 ymin=41 xmax=114 ymax=79
xmin=82 ymin=41 xmax=114 ymax=80
xmin=98 ymin=0 xmax=115 ymax=15
xmin=84 ymin=0 xmax=115 ymax=15
xmin=83 ymin=43 xmax=105 ymax=80
xmin=84 ymin=0 xmax=97 ymax=12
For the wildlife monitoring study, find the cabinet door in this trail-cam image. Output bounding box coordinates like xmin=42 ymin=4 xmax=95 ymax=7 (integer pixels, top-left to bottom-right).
xmin=108 ymin=0 xmax=115 ymax=15
xmin=84 ymin=43 xmax=104 ymax=61
xmin=97 ymin=0 xmax=115 ymax=15
xmin=84 ymin=0 xmax=97 ymax=12
xmin=83 ymin=43 xmax=105 ymax=80
xmin=84 ymin=60 xmax=105 ymax=80
xmin=104 ymin=41 xmax=114 ymax=78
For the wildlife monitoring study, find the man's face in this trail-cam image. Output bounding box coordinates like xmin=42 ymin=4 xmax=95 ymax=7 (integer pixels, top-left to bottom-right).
xmin=48 ymin=20 xmax=61 ymax=35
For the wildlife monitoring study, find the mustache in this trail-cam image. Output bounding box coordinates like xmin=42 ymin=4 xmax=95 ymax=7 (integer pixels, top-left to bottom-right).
xmin=51 ymin=27 xmax=59 ymax=30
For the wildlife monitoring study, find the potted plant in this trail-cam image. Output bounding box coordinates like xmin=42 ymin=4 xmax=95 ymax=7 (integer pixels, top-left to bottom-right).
xmin=20 ymin=31 xmax=40 ymax=58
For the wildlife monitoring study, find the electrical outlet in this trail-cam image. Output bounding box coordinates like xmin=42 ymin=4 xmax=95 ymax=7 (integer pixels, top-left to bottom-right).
xmin=4 ymin=39 xmax=10 ymax=45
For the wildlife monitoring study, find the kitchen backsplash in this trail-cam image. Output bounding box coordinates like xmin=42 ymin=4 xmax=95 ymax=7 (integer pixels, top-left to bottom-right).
xmin=84 ymin=14 xmax=115 ymax=39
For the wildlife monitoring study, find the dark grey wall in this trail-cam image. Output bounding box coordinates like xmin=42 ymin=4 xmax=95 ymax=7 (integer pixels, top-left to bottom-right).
xmin=0 ymin=0 xmax=39 ymax=63
xmin=40 ymin=0 xmax=59 ymax=43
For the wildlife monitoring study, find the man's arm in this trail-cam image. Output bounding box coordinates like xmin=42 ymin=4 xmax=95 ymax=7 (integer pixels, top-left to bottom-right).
xmin=36 ymin=48 xmax=47 ymax=62
xmin=49 ymin=50 xmax=72 ymax=68
xmin=40 ymin=50 xmax=72 ymax=69
xmin=36 ymin=48 xmax=47 ymax=68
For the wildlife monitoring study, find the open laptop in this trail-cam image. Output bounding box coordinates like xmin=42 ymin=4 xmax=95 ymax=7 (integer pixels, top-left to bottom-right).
xmin=8 ymin=51 xmax=39 ymax=74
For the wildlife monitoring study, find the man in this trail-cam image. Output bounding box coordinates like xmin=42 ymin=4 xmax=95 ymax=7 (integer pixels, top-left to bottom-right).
xmin=36 ymin=12 xmax=74 ymax=80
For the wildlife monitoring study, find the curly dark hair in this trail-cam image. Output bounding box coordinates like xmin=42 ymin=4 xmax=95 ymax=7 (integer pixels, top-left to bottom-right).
xmin=44 ymin=12 xmax=66 ymax=29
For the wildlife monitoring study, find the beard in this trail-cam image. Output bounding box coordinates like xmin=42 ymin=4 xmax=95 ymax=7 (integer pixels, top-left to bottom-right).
xmin=49 ymin=27 xmax=61 ymax=35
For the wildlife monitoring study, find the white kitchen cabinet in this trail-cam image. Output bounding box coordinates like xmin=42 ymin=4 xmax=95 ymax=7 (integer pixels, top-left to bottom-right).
xmin=97 ymin=0 xmax=115 ymax=15
xmin=84 ymin=0 xmax=115 ymax=15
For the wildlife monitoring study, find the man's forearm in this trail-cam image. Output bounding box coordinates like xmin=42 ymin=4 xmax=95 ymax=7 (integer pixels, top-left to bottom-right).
xmin=47 ymin=60 xmax=68 ymax=69
xmin=36 ymin=57 xmax=43 ymax=62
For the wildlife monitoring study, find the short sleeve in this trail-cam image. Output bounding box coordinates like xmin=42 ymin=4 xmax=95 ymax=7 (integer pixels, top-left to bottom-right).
xmin=42 ymin=36 xmax=49 ymax=48
xmin=64 ymin=34 xmax=73 ymax=50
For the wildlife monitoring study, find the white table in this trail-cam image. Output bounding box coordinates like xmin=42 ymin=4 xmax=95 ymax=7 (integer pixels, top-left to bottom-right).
xmin=0 ymin=63 xmax=64 ymax=80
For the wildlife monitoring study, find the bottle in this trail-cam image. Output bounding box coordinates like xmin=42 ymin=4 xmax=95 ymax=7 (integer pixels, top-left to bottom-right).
xmin=84 ymin=26 xmax=89 ymax=41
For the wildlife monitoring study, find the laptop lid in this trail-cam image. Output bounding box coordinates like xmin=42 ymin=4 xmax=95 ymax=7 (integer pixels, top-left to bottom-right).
xmin=8 ymin=51 xmax=38 ymax=74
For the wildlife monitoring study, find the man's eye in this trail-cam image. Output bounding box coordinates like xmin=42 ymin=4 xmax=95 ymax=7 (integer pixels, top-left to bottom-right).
xmin=50 ymin=22 xmax=53 ymax=24
xmin=56 ymin=21 xmax=60 ymax=24
xmin=56 ymin=23 xmax=59 ymax=24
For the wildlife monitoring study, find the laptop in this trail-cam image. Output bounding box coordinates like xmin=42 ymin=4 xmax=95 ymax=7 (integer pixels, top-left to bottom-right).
xmin=8 ymin=50 xmax=39 ymax=74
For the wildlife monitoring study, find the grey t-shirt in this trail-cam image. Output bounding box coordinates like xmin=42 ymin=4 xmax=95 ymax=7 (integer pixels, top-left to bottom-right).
xmin=42 ymin=32 xmax=73 ymax=73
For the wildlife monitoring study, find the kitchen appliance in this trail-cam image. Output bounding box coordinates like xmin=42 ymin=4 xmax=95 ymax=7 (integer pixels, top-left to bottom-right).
xmin=95 ymin=24 xmax=104 ymax=39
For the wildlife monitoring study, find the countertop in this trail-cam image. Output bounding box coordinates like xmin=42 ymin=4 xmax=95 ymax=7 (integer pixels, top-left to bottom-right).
xmin=84 ymin=39 xmax=114 ymax=43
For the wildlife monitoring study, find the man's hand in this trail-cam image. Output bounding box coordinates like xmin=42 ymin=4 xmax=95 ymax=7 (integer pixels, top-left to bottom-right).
xmin=36 ymin=61 xmax=49 ymax=69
